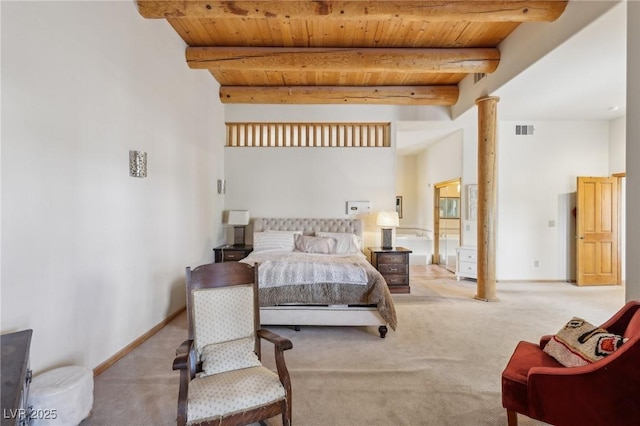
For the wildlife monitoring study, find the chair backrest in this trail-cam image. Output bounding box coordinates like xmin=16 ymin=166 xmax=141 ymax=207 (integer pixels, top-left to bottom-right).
xmin=185 ymin=262 xmax=260 ymax=356
xmin=623 ymin=305 xmax=640 ymax=339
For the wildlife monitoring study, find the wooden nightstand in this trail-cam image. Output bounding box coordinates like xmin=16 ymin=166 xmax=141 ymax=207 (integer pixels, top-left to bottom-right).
xmin=368 ymin=247 xmax=412 ymax=294
xmin=213 ymin=244 xmax=253 ymax=263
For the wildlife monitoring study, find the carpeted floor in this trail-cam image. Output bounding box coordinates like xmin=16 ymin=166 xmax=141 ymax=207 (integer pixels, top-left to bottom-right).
xmin=84 ymin=266 xmax=626 ymax=425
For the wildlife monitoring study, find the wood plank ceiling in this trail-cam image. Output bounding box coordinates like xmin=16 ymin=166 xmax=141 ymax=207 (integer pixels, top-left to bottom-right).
xmin=136 ymin=1 xmax=568 ymax=105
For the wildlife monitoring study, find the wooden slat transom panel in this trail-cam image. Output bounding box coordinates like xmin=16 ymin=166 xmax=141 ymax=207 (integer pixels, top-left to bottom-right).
xmin=226 ymin=122 xmax=391 ymax=147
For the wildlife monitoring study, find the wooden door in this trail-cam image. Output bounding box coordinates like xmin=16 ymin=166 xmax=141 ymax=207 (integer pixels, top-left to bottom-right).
xmin=576 ymin=176 xmax=619 ymax=285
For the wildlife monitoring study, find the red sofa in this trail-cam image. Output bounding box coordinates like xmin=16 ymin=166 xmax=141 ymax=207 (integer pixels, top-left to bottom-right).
xmin=501 ymin=300 xmax=640 ymax=426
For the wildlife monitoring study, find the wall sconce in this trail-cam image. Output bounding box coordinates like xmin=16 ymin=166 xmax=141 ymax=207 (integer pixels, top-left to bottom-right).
xmin=217 ymin=179 xmax=226 ymax=194
xmin=377 ymin=211 xmax=399 ymax=250
xmin=228 ymin=210 xmax=250 ymax=246
xmin=129 ymin=150 xmax=147 ymax=178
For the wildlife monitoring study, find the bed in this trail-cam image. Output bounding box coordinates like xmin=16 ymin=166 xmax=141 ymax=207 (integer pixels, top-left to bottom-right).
xmin=239 ymin=218 xmax=397 ymax=338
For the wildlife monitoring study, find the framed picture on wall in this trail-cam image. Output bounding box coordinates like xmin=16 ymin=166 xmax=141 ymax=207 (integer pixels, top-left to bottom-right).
xmin=467 ymin=184 xmax=478 ymax=220
xmin=396 ymin=196 xmax=403 ymax=219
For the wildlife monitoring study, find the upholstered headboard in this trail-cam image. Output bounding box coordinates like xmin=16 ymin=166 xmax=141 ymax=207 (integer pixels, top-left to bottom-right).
xmin=252 ymin=218 xmax=363 ymax=240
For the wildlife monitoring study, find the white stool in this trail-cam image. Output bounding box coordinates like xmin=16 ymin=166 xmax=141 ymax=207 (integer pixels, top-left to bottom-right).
xmin=29 ymin=366 xmax=93 ymax=426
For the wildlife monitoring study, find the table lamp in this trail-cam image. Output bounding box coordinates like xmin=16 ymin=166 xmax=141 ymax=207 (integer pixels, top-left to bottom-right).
xmin=377 ymin=211 xmax=399 ymax=249
xmin=228 ymin=210 xmax=250 ymax=246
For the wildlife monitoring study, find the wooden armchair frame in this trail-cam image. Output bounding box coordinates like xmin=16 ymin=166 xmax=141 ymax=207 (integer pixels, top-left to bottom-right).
xmin=173 ymin=262 xmax=293 ymax=426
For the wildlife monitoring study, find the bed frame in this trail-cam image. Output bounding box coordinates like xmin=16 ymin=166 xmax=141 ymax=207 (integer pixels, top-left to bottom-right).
xmin=252 ymin=217 xmax=389 ymax=338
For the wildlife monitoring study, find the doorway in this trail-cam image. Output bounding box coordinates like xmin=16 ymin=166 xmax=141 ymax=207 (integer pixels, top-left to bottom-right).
xmin=433 ymin=178 xmax=461 ymax=272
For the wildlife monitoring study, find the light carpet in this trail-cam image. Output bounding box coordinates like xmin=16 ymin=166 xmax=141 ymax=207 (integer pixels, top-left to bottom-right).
xmin=83 ymin=272 xmax=626 ymax=425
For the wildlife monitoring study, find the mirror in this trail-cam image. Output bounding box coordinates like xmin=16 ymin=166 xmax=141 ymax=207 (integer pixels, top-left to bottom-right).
xmin=439 ymin=197 xmax=459 ymax=219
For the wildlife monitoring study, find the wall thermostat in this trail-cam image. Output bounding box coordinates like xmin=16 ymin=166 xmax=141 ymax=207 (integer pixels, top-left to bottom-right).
xmin=346 ymin=201 xmax=372 ymax=215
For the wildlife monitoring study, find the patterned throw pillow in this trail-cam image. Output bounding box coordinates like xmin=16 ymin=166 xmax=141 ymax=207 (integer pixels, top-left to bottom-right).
xmin=543 ymin=317 xmax=627 ymax=367
xmin=199 ymin=337 xmax=261 ymax=377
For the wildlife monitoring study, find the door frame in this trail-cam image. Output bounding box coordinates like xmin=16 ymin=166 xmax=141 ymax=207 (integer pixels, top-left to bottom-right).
xmin=613 ymin=172 xmax=625 ymax=285
xmin=433 ymin=178 xmax=461 ymax=266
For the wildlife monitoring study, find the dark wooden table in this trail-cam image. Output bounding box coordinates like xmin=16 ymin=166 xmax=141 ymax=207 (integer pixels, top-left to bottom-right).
xmin=368 ymin=247 xmax=412 ymax=293
xmin=1 ymin=329 xmax=33 ymax=426
xmin=213 ymin=244 xmax=253 ymax=263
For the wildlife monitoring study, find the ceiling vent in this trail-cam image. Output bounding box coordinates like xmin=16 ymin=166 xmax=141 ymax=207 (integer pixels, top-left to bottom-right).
xmin=515 ymin=124 xmax=535 ymax=136
xmin=473 ymin=73 xmax=487 ymax=84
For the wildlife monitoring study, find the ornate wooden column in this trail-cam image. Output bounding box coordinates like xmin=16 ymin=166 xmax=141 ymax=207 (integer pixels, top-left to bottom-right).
xmin=475 ymin=96 xmax=500 ymax=302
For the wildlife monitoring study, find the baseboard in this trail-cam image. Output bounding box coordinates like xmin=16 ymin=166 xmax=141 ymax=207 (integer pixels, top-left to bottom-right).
xmin=93 ymin=306 xmax=186 ymax=377
xmin=497 ymin=280 xmax=570 ymax=283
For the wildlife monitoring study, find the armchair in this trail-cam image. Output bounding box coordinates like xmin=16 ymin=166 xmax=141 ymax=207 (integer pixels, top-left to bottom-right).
xmin=174 ymin=262 xmax=293 ymax=426
xmin=501 ymin=300 xmax=640 ymax=426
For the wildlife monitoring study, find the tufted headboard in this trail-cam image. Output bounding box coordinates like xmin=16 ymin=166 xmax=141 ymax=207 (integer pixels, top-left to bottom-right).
xmin=253 ymin=218 xmax=363 ymax=240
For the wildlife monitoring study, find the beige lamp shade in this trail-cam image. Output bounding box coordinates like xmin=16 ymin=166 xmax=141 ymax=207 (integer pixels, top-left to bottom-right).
xmin=228 ymin=210 xmax=250 ymax=226
xmin=376 ymin=211 xmax=399 ymax=228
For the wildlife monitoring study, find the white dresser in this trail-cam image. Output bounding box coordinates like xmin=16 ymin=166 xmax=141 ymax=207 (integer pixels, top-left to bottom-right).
xmin=456 ymin=246 xmax=477 ymax=280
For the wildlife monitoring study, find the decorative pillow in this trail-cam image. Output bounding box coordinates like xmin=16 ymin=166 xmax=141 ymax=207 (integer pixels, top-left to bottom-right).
xmin=294 ymin=234 xmax=337 ymax=254
xmin=253 ymin=231 xmax=301 ymax=252
xmin=543 ymin=317 xmax=627 ymax=367
xmin=316 ymin=232 xmax=361 ymax=254
xmin=199 ymin=337 xmax=260 ymax=377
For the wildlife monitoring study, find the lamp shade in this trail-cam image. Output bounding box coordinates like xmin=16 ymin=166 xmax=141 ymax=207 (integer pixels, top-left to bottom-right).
xmin=376 ymin=211 xmax=399 ymax=228
xmin=228 ymin=210 xmax=250 ymax=226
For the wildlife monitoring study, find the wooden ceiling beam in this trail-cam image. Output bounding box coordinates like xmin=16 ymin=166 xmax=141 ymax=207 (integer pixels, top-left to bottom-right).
xmin=137 ymin=1 xmax=568 ymax=22
xmin=218 ymin=85 xmax=459 ymax=105
xmin=187 ymin=47 xmax=499 ymax=74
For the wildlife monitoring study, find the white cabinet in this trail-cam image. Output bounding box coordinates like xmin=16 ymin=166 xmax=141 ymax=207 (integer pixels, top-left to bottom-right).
xmin=456 ymin=246 xmax=477 ymax=280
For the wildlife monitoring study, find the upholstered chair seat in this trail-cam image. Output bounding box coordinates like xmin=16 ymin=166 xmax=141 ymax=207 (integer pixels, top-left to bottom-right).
xmin=186 ymin=366 xmax=286 ymax=425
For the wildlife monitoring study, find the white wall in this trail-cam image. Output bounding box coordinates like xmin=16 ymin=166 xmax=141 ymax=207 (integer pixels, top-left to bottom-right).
xmin=401 ymin=117 xmax=621 ymax=281
xmin=224 ymin=104 xmax=407 ymax=248
xmin=609 ymin=116 xmax=626 ymax=174
xmin=497 ymin=121 xmax=610 ymax=281
xmin=460 ymin=121 xmax=479 ymax=246
xmin=626 ymin=0 xmax=640 ymax=301
xmin=395 ymin=155 xmax=418 ymax=228
xmin=453 ymin=0 xmax=618 ymax=119
xmin=225 ymin=104 xmax=461 ymax=250
xmin=1 ymin=1 xmax=224 ymax=372
xmin=224 ymin=147 xmax=395 ymax=248
xmin=416 ymin=131 xmax=464 ymax=238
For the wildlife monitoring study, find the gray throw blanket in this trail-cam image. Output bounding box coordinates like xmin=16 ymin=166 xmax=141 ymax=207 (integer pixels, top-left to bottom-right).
xmin=258 ymin=259 xmax=368 ymax=288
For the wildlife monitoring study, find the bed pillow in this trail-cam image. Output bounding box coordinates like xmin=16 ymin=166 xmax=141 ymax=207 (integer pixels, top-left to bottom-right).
xmin=253 ymin=231 xmax=301 ymax=252
xmin=316 ymin=232 xmax=361 ymax=254
xmin=543 ymin=317 xmax=627 ymax=367
xmin=294 ymin=234 xmax=336 ymax=254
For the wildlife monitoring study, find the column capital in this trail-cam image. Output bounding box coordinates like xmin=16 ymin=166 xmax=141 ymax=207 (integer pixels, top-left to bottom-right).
xmin=475 ymin=95 xmax=500 ymax=105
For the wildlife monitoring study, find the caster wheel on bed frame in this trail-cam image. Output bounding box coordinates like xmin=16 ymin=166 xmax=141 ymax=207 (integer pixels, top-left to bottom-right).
xmin=378 ymin=325 xmax=387 ymax=338
xmin=294 ymin=325 xmax=301 ymax=331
